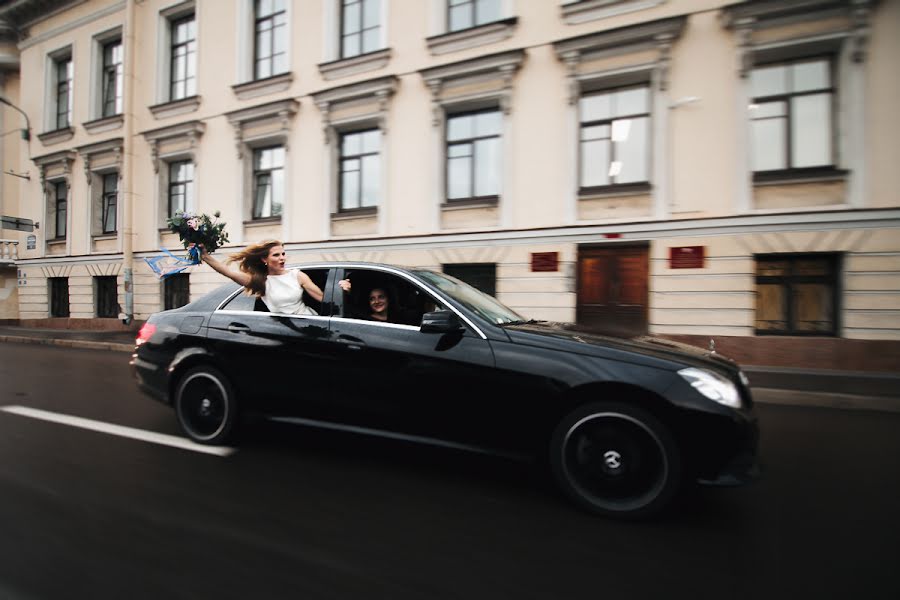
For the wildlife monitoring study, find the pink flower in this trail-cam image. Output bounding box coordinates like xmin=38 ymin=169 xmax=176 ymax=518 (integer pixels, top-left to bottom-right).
xmin=187 ymin=218 xmax=199 ymax=230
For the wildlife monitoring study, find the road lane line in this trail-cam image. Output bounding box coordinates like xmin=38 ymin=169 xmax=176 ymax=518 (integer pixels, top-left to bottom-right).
xmin=0 ymin=405 xmax=236 ymax=457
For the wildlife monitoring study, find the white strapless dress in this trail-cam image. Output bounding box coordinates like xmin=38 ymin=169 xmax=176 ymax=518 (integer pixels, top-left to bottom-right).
xmin=261 ymin=272 xmax=318 ymax=315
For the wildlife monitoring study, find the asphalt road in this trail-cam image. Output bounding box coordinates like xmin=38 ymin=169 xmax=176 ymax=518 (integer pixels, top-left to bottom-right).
xmin=1 ymin=343 xmax=898 ymax=600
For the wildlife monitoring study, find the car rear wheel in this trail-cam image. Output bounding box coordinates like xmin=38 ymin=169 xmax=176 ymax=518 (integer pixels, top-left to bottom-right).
xmin=550 ymin=402 xmax=681 ymax=519
xmin=175 ymin=366 xmax=238 ymax=445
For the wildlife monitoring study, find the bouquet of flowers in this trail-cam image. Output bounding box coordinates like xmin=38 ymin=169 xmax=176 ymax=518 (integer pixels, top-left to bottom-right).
xmin=145 ymin=211 xmax=230 ymax=279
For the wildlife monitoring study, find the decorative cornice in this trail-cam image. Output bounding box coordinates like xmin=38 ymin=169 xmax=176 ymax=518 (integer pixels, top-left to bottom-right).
xmin=226 ymin=98 xmax=299 ymax=158
xmin=553 ymin=16 xmax=686 ymax=100
xmin=36 ymin=127 xmax=75 ymax=146
xmin=231 ymin=72 xmax=293 ymax=101
xmin=420 ymin=49 xmax=525 ymax=127
xmin=148 ymin=95 xmax=202 ymax=120
xmin=76 ymin=138 xmax=124 ymax=183
xmin=82 ymin=114 xmax=124 ymax=135
xmin=317 ymin=48 xmax=392 ymax=81
xmin=425 ymin=17 xmax=518 ymax=56
xmin=561 ymin=0 xmax=666 ymax=25
xmin=140 ymin=120 xmax=206 ymax=173
xmin=312 ymin=76 xmax=399 ymax=143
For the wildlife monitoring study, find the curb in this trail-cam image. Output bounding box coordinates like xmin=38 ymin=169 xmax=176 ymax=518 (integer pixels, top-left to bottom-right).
xmin=0 ymin=335 xmax=134 ymax=353
xmin=752 ymin=387 xmax=900 ymax=414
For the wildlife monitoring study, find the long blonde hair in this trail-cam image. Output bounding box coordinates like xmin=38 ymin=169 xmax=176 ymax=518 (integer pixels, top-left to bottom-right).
xmin=227 ymin=239 xmax=282 ymax=296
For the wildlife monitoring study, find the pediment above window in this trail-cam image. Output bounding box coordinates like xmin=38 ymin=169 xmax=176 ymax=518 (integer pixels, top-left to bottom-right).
xmin=553 ymin=15 xmax=685 ymax=101
xmin=141 ymin=120 xmax=206 ymax=173
xmin=226 ymin=99 xmax=299 ymax=158
xmin=318 ymin=48 xmax=392 ymax=81
xmin=420 ymin=49 xmax=525 ymax=125
xmin=32 ymin=149 xmax=76 ymax=189
xmin=720 ymin=0 xmax=874 ymax=73
xmin=313 ymin=76 xmax=398 ymax=143
xmin=426 ymin=17 xmax=518 ymax=56
xmin=76 ymin=138 xmax=123 ymax=184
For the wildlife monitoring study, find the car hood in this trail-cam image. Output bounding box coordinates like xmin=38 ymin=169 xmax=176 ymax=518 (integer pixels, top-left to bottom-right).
xmin=500 ymin=321 xmax=740 ymax=374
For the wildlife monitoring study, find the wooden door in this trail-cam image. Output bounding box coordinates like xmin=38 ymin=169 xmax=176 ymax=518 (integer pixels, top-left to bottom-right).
xmin=576 ymin=245 xmax=649 ymax=337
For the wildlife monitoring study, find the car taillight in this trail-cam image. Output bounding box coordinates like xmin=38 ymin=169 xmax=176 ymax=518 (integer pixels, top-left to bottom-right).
xmin=136 ymin=323 xmax=157 ymax=346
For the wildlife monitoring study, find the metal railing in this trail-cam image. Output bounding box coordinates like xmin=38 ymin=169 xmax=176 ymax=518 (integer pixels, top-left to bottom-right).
xmin=0 ymin=239 xmax=19 ymax=263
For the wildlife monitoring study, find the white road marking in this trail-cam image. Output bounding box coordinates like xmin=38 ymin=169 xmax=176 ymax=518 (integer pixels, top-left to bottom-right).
xmin=0 ymin=405 xmax=236 ymax=457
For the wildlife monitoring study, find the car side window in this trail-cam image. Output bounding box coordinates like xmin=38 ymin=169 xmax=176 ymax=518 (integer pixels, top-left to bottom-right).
xmin=342 ymin=270 xmax=444 ymax=326
xmin=220 ymin=289 xmax=257 ymax=312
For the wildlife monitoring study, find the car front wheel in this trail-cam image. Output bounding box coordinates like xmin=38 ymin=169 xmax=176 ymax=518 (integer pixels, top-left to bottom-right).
xmin=550 ymin=402 xmax=681 ymax=519
xmin=174 ymin=366 xmax=238 ymax=445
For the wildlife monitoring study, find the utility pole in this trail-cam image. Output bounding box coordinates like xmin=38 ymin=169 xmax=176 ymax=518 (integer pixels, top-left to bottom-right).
xmin=121 ymin=0 xmax=136 ymax=324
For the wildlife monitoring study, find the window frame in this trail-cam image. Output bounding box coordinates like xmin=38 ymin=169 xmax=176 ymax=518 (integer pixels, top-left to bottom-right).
xmin=49 ymin=277 xmax=70 ymax=318
xmin=167 ymin=160 xmax=195 ymax=218
xmin=340 ymin=0 xmax=382 ymax=59
xmin=338 ymin=128 xmax=381 ymax=212
xmin=750 ymin=55 xmax=837 ymax=179
xmin=163 ymin=273 xmax=191 ymax=310
xmin=101 ymin=173 xmax=118 ymax=234
xmin=94 ymin=275 xmax=119 ymax=318
xmin=169 ymin=13 xmax=197 ymax=101
xmin=444 ymin=107 xmax=503 ymax=203
xmin=251 ymin=145 xmax=285 ymax=220
xmin=754 ymin=252 xmax=841 ymax=337
xmin=253 ymin=0 xmax=288 ymax=81
xmin=53 ymin=180 xmax=68 ymax=240
xmin=101 ymin=38 xmax=123 ymax=117
xmin=447 ymin=0 xmax=502 ymax=33
xmin=55 ymin=55 xmax=73 ymax=130
xmin=578 ymin=83 xmax=652 ymax=193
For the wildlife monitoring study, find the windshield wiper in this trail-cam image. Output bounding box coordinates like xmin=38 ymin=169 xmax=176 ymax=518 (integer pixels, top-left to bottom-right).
xmin=498 ymin=319 xmax=543 ymax=326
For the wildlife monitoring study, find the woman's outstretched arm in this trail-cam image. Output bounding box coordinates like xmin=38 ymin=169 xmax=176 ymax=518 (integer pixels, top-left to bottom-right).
xmin=199 ymin=245 xmax=251 ymax=287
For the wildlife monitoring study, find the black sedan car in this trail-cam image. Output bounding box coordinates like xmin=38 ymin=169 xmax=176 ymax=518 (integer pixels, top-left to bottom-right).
xmin=131 ymin=261 xmax=758 ymax=519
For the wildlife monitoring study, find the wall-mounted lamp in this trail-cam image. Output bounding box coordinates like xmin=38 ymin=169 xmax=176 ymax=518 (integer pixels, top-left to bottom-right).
xmin=669 ymin=96 xmax=701 ymax=109
xmin=0 ymin=96 xmax=31 ymax=141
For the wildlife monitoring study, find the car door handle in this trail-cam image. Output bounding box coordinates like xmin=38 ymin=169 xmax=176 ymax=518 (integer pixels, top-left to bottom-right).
xmin=227 ymin=323 xmax=251 ymax=333
xmin=336 ymin=335 xmax=366 ymax=351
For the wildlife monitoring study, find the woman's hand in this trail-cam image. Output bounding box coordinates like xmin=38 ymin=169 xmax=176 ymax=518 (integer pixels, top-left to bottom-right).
xmin=338 ymin=279 xmax=351 ymax=292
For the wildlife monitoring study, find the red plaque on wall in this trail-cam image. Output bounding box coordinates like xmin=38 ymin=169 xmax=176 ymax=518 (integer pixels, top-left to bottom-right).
xmin=669 ymin=246 xmax=705 ymax=269
xmin=531 ymin=252 xmax=559 ymax=272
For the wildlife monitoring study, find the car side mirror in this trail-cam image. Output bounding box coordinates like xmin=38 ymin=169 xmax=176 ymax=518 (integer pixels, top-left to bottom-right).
xmin=420 ymin=310 xmax=462 ymax=334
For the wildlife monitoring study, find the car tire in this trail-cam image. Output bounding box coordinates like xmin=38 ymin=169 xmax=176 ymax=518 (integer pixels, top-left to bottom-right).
xmin=549 ymin=401 xmax=682 ymax=519
xmin=174 ymin=366 xmax=238 ymax=445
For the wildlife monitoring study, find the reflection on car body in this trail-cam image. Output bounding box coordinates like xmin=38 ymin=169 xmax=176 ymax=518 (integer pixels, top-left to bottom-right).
xmin=131 ymin=262 xmax=759 ymax=519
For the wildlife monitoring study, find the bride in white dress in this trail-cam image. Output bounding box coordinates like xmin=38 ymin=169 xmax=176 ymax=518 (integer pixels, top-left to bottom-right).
xmin=199 ymin=239 xmax=350 ymax=314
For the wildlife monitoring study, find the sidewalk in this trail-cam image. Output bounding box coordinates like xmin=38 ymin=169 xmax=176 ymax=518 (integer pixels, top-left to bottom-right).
xmin=1 ymin=325 xmax=898 ymax=412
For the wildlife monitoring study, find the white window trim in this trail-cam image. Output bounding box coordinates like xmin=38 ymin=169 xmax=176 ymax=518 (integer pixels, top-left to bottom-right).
xmin=321 ymin=0 xmax=390 ymax=63
xmin=155 ymin=1 xmax=198 ymax=107
xmin=554 ymin=16 xmax=685 ymax=223
xmin=236 ymin=0 xmax=293 ymax=86
xmin=721 ymin=0 xmax=874 ymax=211
xmin=42 ymin=45 xmax=74 ymax=136
xmin=76 ymin=138 xmax=124 ymax=246
xmin=33 ymin=150 xmax=76 ymax=256
xmin=225 ymin=99 xmax=299 ymax=236
xmin=141 ymin=121 xmax=206 ymax=230
xmin=420 ymin=50 xmax=524 ymax=230
xmin=313 ymin=76 xmax=398 ymax=236
xmin=88 ymin=26 xmax=123 ymax=122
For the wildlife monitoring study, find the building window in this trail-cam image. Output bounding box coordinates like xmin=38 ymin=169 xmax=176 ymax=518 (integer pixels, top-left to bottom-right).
xmin=579 ymin=85 xmax=650 ymax=189
xmin=164 ymin=273 xmax=191 ymax=310
xmin=252 ymin=146 xmax=284 ymax=219
xmin=102 ymin=173 xmax=118 ymax=233
xmin=443 ymin=263 xmax=496 ymax=297
xmin=101 ymin=40 xmax=123 ymax=117
xmin=168 ymin=161 xmax=195 ymax=217
xmin=254 ymin=0 xmax=287 ymax=80
xmin=755 ymin=254 xmax=840 ymax=336
xmin=94 ymin=276 xmax=118 ymax=318
xmin=170 ymin=14 xmax=197 ymax=100
xmin=341 ymin=0 xmax=381 ymax=58
xmin=54 ymin=181 xmax=68 ymax=239
xmin=339 ymin=129 xmax=380 ymax=211
xmin=446 ymin=109 xmax=502 ymax=201
xmin=750 ymin=57 xmax=834 ymax=173
xmin=448 ymin=0 xmax=502 ymax=32
xmin=49 ymin=278 xmax=70 ymax=317
xmin=55 ymin=56 xmax=73 ymax=129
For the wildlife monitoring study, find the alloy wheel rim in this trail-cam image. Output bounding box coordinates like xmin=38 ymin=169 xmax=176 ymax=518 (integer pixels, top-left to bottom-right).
xmin=179 ymin=373 xmax=228 ymax=441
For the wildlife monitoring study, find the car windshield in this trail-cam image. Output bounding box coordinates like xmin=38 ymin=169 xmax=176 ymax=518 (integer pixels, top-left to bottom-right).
xmin=411 ymin=269 xmax=525 ymax=325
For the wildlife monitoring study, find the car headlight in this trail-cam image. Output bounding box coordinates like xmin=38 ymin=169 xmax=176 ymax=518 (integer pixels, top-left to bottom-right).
xmin=678 ymin=367 xmax=742 ymax=409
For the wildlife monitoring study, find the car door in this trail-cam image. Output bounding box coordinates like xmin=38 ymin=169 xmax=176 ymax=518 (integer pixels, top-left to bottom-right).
xmin=206 ymin=267 xmax=340 ymax=417
xmin=327 ymin=267 xmax=498 ymax=446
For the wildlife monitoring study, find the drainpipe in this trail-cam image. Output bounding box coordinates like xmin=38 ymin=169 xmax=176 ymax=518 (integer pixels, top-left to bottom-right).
xmin=121 ymin=0 xmax=136 ymax=324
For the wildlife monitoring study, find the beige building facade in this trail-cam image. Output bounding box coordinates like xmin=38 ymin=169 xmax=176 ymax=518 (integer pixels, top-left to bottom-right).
xmin=0 ymin=0 xmax=898 ymax=369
